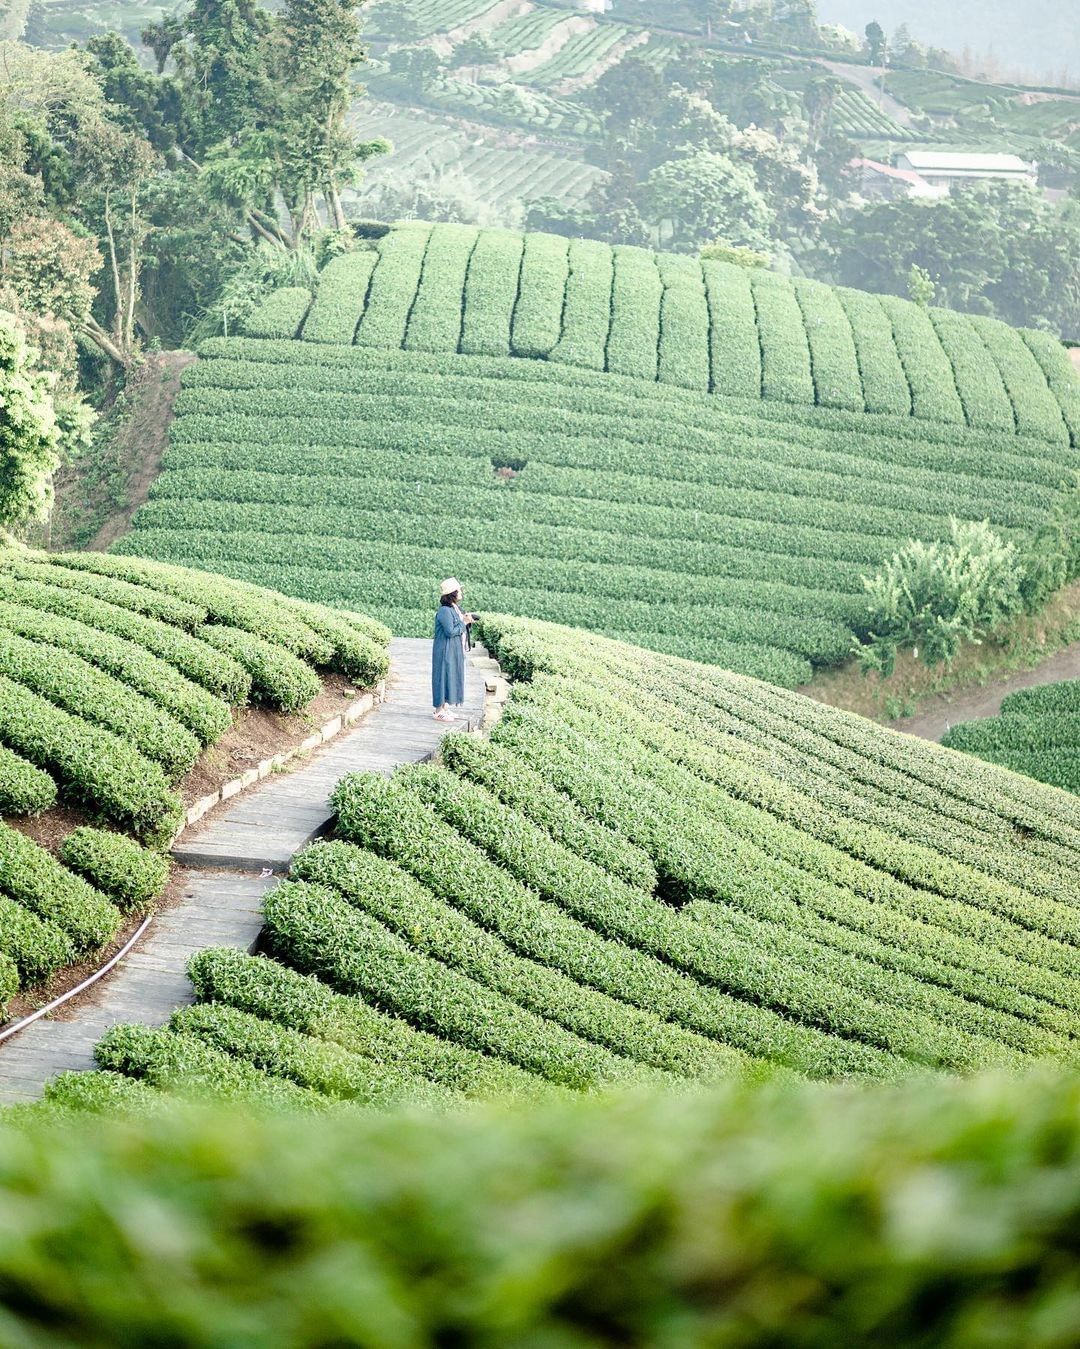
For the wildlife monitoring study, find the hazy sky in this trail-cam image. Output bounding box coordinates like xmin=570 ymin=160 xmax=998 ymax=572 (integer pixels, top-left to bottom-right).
xmin=815 ymin=1 xmax=1080 ymax=84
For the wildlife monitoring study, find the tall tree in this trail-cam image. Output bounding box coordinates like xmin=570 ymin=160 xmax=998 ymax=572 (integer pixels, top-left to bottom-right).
xmin=0 ymin=311 xmax=59 ymax=530
xmin=275 ymin=0 xmax=388 ymax=236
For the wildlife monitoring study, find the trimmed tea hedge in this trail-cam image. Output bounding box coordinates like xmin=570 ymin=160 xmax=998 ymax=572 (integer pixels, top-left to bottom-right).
xmin=0 ymin=547 xmax=388 ymax=831
xmin=943 ymin=679 xmax=1080 ymax=795
xmin=0 ymin=547 xmax=389 ymax=1014
xmin=267 ymin=223 xmax=1080 ymax=439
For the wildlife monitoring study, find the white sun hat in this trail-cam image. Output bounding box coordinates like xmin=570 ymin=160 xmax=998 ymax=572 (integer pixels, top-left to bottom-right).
xmin=439 ymin=577 xmax=462 ymax=598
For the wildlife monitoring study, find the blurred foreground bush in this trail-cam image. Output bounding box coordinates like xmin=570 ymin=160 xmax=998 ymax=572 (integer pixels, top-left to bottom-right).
xmin=2 ymin=1070 xmax=1079 ymax=1346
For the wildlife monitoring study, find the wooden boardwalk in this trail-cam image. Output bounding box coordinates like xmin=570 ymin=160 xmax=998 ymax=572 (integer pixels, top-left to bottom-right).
xmin=0 ymin=638 xmax=486 ymax=1105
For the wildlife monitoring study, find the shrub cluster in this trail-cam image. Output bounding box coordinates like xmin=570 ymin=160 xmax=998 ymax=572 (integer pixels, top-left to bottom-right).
xmin=59 ymin=827 xmax=170 ymax=910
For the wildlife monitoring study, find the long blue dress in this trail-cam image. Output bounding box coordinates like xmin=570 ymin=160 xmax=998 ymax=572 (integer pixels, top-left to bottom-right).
xmin=432 ymin=605 xmax=466 ymax=708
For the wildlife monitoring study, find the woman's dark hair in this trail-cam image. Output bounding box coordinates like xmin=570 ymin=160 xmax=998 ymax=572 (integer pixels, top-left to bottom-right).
xmin=440 ymin=592 xmax=459 ymax=606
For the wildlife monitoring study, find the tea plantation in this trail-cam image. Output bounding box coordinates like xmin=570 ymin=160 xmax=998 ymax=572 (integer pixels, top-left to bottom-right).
xmin=943 ymin=681 xmax=1080 ymax=794
xmin=0 ymin=547 xmax=389 ymax=1016
xmin=42 ymin=617 xmax=1080 ymax=1109
xmin=118 ymin=223 xmax=1080 ymax=684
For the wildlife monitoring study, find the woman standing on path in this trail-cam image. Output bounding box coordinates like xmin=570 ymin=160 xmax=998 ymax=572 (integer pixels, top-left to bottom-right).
xmin=432 ymin=577 xmax=475 ymax=721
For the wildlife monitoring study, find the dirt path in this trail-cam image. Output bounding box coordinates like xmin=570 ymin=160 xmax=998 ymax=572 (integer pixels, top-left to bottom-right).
xmin=86 ymin=350 xmax=195 ymax=553
xmin=889 ymin=639 xmax=1080 ymax=742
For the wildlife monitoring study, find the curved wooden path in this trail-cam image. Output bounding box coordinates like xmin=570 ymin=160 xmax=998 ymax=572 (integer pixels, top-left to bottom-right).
xmin=0 ymin=639 xmax=487 ymax=1105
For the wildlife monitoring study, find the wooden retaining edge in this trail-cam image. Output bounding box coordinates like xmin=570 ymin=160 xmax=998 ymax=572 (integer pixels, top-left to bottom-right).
xmin=171 ymin=680 xmax=385 ymax=843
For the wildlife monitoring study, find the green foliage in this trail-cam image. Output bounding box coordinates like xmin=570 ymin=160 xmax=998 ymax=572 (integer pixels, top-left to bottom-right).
xmin=125 ymin=307 xmax=1080 ymax=679
xmin=187 ymin=947 xmax=559 ymax=1101
xmin=858 ymin=519 xmax=1027 ymax=674
xmin=0 ymin=820 xmax=120 ymax=953
xmin=7 ymin=1074 xmax=1080 ymax=1343
xmin=0 ymin=311 xmax=59 ymax=528
xmin=700 ymin=239 xmax=770 ymax=268
xmin=240 ymin=286 xmax=312 ymax=339
xmin=59 ymin=827 xmax=170 ymax=910
xmin=0 ymin=744 xmax=56 ymax=815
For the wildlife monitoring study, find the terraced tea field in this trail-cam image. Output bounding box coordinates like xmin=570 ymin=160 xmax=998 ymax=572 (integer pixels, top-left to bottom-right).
xmin=118 ymin=223 xmax=1080 ymax=683
xmin=0 ymin=549 xmax=389 ymax=1018
xmin=55 ymin=617 xmax=1080 ymax=1108
xmin=350 ymin=108 xmax=605 ymax=210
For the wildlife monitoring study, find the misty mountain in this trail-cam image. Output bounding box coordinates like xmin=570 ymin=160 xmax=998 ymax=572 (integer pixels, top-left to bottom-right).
xmin=815 ymin=0 xmax=1080 ymax=84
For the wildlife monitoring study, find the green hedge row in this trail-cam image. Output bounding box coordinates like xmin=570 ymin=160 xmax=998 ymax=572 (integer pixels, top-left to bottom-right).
xmin=302 ymin=255 xmax=376 ymax=344
xmin=187 ymin=947 xmax=560 ymax=1101
xmin=261 ymin=878 xmax=658 ymax=1090
xmin=0 ymin=891 xmax=75 ymax=985
xmin=329 ymin=774 xmax=900 ymax=1080
xmin=94 ymin=1022 xmax=327 ymax=1112
xmin=942 ymin=681 xmax=1080 ymax=795
xmin=460 ymin=228 xmax=522 ymax=358
xmin=511 ymin=230 xmax=568 ymax=358
xmin=169 ymin=1002 xmax=456 ymax=1109
xmin=292 ymin=839 xmax=766 ymax=1084
xmin=702 ymin=259 xmax=761 ymax=398
xmin=404 ymin=223 xmax=476 ymax=354
xmin=0 ymin=594 xmax=231 ymax=745
xmin=607 ymin=244 xmax=661 ymax=381
xmin=549 ymin=238 xmax=612 ymax=371
xmin=929 ymin=308 xmax=1016 ymax=432
xmin=878 ymin=294 xmax=967 ymax=424
xmin=242 ymin=285 xmax=313 ymax=340
xmin=835 ymin=287 xmax=911 ymax=416
xmin=0 ymin=673 xmax=183 ymax=842
xmin=0 ymin=743 xmax=56 ymax=815
xmin=355 ymin=222 xmax=431 ymax=350
xmin=0 ymin=821 xmax=120 ymax=952
xmin=288 ymin=222 xmax=1079 ymax=439
xmin=0 ymin=553 xmax=202 ymax=627
xmin=59 ymin=827 xmax=169 ymax=910
xmin=0 ymin=631 xmax=201 ymax=779
xmin=793 ymin=277 xmax=864 ymax=412
xmin=656 ymin=253 xmax=710 ymax=392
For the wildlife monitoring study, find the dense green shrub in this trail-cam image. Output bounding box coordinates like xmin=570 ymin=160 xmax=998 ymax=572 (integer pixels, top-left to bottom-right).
xmin=94 ymin=1022 xmax=328 ymax=1112
xmin=187 ymin=947 xmax=560 ymax=1101
xmin=59 ymin=827 xmax=170 ymax=910
xmin=0 ymin=743 xmax=56 ymax=815
xmin=943 ymin=679 xmax=1080 ymax=795
xmin=242 ymin=286 xmax=313 ymax=340
xmin=0 ymin=893 xmax=75 ymax=984
xmin=0 ymin=821 xmax=120 ymax=951
xmin=0 ymin=674 xmax=184 ymax=842
xmin=5 ymin=1073 xmax=1080 ymax=1345
xmin=128 ymin=320 xmax=1080 ymax=678
xmin=858 ymin=519 xmax=1027 ymax=674
xmin=262 ymin=878 xmax=659 ymax=1090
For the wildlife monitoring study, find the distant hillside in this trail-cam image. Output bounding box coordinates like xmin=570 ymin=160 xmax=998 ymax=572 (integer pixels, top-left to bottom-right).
xmin=818 ymin=1 xmax=1080 ymax=84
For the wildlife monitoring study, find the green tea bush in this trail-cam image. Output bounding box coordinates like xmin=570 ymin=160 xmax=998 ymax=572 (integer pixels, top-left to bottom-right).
xmin=187 ymin=947 xmax=559 ymax=1101
xmin=0 ymin=743 xmax=56 ymax=815
xmin=0 ymin=820 xmax=120 ymax=951
xmin=6 ymin=1072 xmax=1080 ymax=1346
xmin=59 ymin=827 xmax=170 ymax=910
xmin=241 ymin=286 xmax=313 ymax=340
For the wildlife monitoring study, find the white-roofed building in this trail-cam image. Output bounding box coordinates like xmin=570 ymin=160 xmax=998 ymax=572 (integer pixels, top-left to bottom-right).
xmin=894 ymin=152 xmax=1037 ymax=190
